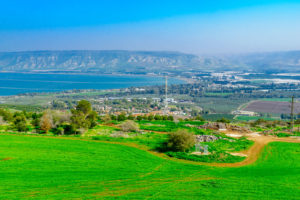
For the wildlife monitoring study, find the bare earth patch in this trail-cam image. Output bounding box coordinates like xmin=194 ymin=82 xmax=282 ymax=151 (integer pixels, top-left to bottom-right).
xmin=1 ymin=157 xmax=13 ymax=161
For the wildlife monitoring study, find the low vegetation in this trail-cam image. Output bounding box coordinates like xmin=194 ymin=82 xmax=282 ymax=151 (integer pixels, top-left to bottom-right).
xmin=0 ymin=99 xmax=297 ymax=166
xmin=0 ymin=135 xmax=299 ymax=199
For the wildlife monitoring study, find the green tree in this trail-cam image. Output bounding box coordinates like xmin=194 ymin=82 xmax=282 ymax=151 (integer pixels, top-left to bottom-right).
xmin=76 ymin=100 xmax=92 ymax=115
xmin=13 ymin=114 xmax=28 ymax=132
xmin=148 ymin=115 xmax=154 ymax=121
xmin=70 ymin=100 xmax=98 ymax=134
xmin=154 ymin=115 xmax=162 ymax=120
xmin=117 ymin=113 xmax=126 ymax=121
xmin=167 ymin=115 xmax=174 ymax=121
xmin=127 ymin=114 xmax=135 ymax=120
xmin=0 ymin=108 xmax=13 ymax=122
xmin=136 ymin=115 xmax=143 ymax=121
xmin=167 ymin=129 xmax=195 ymax=152
xmin=101 ymin=114 xmax=112 ymax=124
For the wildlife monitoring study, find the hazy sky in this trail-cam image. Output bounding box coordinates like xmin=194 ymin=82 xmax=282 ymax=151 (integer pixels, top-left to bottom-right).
xmin=1 ymin=0 xmax=300 ymax=54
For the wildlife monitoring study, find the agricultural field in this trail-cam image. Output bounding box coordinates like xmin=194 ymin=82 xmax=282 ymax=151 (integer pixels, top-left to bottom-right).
xmin=243 ymin=100 xmax=300 ymax=114
xmin=235 ymin=115 xmax=279 ymax=121
xmin=0 ymin=134 xmax=299 ymax=199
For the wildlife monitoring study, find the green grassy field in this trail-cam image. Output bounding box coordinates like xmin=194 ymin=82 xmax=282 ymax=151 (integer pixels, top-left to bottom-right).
xmin=0 ymin=134 xmax=299 ymax=199
xmin=235 ymin=115 xmax=278 ymax=121
xmin=137 ymin=120 xmax=206 ymax=133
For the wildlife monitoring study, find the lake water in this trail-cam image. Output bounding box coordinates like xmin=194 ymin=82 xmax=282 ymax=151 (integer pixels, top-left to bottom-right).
xmin=0 ymin=73 xmax=184 ymax=96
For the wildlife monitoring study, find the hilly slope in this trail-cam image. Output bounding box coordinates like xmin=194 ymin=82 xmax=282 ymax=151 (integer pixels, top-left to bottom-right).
xmin=0 ymin=50 xmax=205 ymax=74
xmin=228 ymin=51 xmax=300 ymax=72
xmin=0 ymin=134 xmax=299 ymax=199
xmin=0 ymin=50 xmax=300 ymax=73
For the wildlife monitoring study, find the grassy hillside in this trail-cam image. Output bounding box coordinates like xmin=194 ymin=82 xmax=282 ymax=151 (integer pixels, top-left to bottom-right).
xmin=0 ymin=135 xmax=299 ymax=199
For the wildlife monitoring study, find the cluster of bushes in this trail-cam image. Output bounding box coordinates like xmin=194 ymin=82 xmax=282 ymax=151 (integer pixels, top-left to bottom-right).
xmin=250 ymin=119 xmax=287 ymax=128
xmin=101 ymin=113 xmax=174 ymax=123
xmin=0 ymin=100 xmax=97 ymax=135
xmin=163 ymin=129 xmax=250 ymax=163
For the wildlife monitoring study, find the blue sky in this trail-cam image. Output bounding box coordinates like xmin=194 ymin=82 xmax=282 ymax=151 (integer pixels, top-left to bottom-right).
xmin=1 ymin=0 xmax=300 ymax=54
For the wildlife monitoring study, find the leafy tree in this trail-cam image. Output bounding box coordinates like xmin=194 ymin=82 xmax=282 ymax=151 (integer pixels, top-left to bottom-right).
xmin=117 ymin=113 xmax=126 ymax=121
xmin=110 ymin=115 xmax=117 ymax=120
xmin=154 ymin=115 xmax=162 ymax=120
xmin=127 ymin=114 xmax=135 ymax=120
xmin=162 ymin=115 xmax=168 ymax=121
xmin=31 ymin=113 xmax=42 ymax=126
xmin=54 ymin=127 xmax=64 ymax=135
xmin=70 ymin=100 xmax=98 ymax=134
xmin=87 ymin=110 xmax=98 ymax=128
xmin=75 ymin=100 xmax=92 ymax=115
xmin=13 ymin=114 xmax=28 ymax=132
xmin=63 ymin=124 xmax=76 ymax=135
xmin=148 ymin=115 xmax=154 ymax=121
xmin=167 ymin=129 xmax=195 ymax=152
xmin=167 ymin=115 xmax=174 ymax=121
xmin=40 ymin=111 xmax=53 ymax=133
xmin=0 ymin=108 xmax=13 ymax=122
xmin=101 ymin=114 xmax=111 ymax=124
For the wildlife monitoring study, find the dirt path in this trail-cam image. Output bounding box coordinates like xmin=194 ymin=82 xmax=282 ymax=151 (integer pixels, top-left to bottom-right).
xmin=1 ymin=132 xmax=300 ymax=168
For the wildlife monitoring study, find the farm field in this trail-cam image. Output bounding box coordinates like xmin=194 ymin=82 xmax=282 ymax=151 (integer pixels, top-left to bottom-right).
xmin=235 ymin=115 xmax=279 ymax=121
xmin=0 ymin=134 xmax=299 ymax=199
xmin=243 ymin=100 xmax=300 ymax=114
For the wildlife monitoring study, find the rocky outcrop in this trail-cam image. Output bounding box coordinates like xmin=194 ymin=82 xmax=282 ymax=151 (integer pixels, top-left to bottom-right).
xmin=199 ymin=122 xmax=251 ymax=133
xmin=195 ymin=135 xmax=220 ymax=142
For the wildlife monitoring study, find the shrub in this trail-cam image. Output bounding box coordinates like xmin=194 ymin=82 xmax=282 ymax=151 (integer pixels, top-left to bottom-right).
xmin=63 ymin=125 xmax=76 ymax=135
xmin=117 ymin=114 xmax=126 ymax=121
xmin=216 ymin=117 xmax=230 ymax=123
xmin=54 ymin=127 xmax=64 ymax=135
xmin=101 ymin=114 xmax=111 ymax=124
xmin=167 ymin=115 xmax=174 ymax=121
xmin=120 ymin=120 xmax=139 ymax=132
xmin=167 ymin=129 xmax=195 ymax=152
xmin=13 ymin=115 xmax=28 ymax=132
xmin=0 ymin=108 xmax=13 ymax=122
xmin=136 ymin=116 xmax=143 ymax=121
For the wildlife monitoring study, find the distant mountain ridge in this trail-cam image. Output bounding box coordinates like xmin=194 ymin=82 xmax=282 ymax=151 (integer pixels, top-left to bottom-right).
xmin=0 ymin=50 xmax=203 ymax=74
xmin=0 ymin=50 xmax=300 ymax=73
xmin=227 ymin=51 xmax=300 ymax=72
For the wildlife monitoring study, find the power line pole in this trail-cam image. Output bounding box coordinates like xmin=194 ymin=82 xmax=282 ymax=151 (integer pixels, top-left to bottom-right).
xmin=290 ymin=96 xmax=295 ymax=133
xmin=165 ymin=76 xmax=168 ymax=114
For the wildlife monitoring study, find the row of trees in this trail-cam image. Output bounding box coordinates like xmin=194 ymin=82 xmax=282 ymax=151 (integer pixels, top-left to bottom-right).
xmin=102 ymin=113 xmax=174 ymax=123
xmin=0 ymin=100 xmax=179 ymax=135
xmin=0 ymin=100 xmax=97 ymax=135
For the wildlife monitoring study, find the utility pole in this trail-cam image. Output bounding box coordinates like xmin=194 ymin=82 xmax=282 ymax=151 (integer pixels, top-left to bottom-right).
xmin=165 ymin=76 xmax=168 ymax=114
xmin=290 ymin=96 xmax=295 ymax=133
